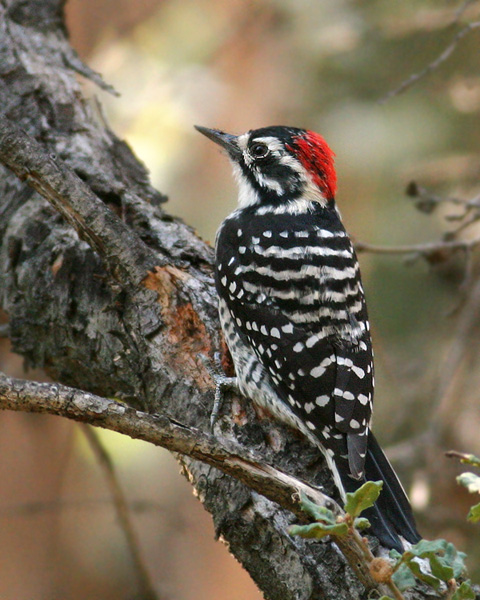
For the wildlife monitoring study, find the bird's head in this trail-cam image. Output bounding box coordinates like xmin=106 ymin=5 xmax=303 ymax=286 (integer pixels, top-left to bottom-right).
xmin=195 ymin=125 xmax=337 ymax=211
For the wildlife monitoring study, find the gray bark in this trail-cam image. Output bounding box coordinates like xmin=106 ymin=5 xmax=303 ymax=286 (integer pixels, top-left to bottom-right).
xmin=0 ymin=2 xmax=467 ymax=599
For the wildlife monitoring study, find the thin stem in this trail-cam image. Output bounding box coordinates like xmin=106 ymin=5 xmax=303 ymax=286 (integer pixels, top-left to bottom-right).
xmin=80 ymin=425 xmax=160 ymax=600
xmin=446 ymin=450 xmax=480 ymax=468
xmin=355 ymin=237 xmax=480 ymax=256
xmin=388 ymin=580 xmax=406 ymax=600
xmin=444 ymin=578 xmax=458 ymax=600
xmin=381 ymin=21 xmax=480 ymax=103
xmin=453 ymin=0 xmax=479 ymax=23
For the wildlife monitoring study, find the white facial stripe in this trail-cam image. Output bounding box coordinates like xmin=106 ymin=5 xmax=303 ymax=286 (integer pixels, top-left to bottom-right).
xmin=232 ymin=131 xmax=328 ymax=206
xmin=253 ymin=168 xmax=285 ymax=195
xmin=232 ymin=163 xmax=260 ymax=208
xmin=251 ymin=136 xmax=284 ymax=153
xmin=279 ymin=153 xmax=303 ymax=170
xmin=243 ymin=136 xmax=284 ymax=166
xmin=248 ymin=135 xmax=319 ymax=199
xmin=251 ymin=137 xmax=304 ymax=173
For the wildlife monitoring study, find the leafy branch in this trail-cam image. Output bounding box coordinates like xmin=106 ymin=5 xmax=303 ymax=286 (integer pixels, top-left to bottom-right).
xmin=388 ymin=539 xmax=471 ymax=599
xmin=447 ymin=451 xmax=480 ymax=524
xmin=290 ymin=480 xmax=476 ymax=600
xmin=290 ymin=482 xmax=404 ymax=600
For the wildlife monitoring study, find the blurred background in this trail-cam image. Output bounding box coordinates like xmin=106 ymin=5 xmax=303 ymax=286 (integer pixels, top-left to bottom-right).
xmin=1 ymin=0 xmax=480 ymax=598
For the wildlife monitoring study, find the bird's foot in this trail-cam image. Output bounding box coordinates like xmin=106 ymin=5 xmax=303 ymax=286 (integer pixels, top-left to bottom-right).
xmin=199 ymin=352 xmax=238 ymax=430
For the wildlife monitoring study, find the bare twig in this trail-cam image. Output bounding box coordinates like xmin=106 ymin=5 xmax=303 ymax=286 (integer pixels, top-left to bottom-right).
xmin=381 ymin=20 xmax=480 ymax=103
xmin=387 ymin=274 xmax=480 ymax=463
xmin=63 ymin=50 xmax=120 ymax=96
xmin=430 ymin=275 xmax=480 ymax=441
xmin=355 ymin=237 xmax=480 ymax=258
xmin=406 ymin=182 xmax=480 ymax=245
xmin=81 ymin=424 xmax=160 ymax=600
xmin=407 ymin=181 xmax=480 ymax=214
xmin=446 ymin=450 xmax=480 ymax=468
xmin=0 ymin=497 xmax=165 ymax=517
xmin=0 ymin=115 xmax=158 ymax=286
xmin=453 ymin=0 xmax=479 ymax=23
xmin=0 ymin=371 xmax=386 ymax=594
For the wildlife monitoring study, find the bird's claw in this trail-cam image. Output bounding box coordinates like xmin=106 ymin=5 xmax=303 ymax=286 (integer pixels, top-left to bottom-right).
xmin=198 ymin=353 xmax=238 ymax=430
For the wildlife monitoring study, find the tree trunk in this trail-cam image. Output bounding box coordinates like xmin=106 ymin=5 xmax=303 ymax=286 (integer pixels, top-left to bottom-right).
xmin=0 ymin=2 xmax=455 ymax=599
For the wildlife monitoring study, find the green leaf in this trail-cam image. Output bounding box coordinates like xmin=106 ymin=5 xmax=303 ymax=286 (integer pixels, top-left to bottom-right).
xmin=407 ymin=538 xmax=448 ymax=558
xmin=298 ymin=492 xmax=336 ymax=524
xmin=456 ymin=454 xmax=480 ymax=468
xmin=289 ymin=521 xmax=348 ymax=539
xmin=407 ymin=559 xmax=441 ymax=590
xmin=389 ymin=548 xmax=403 ymax=562
xmin=344 ymin=480 xmax=383 ymax=518
xmin=452 ymin=581 xmax=476 ymax=600
xmin=353 ymin=517 xmax=371 ymax=530
xmin=457 ymin=472 xmax=480 ymax=494
xmin=392 ymin=563 xmax=416 ymax=591
xmin=444 ymin=543 xmax=468 ymax=579
xmin=401 ymin=538 xmax=463 ymax=587
xmin=467 ymin=501 xmax=480 ymax=523
xmin=378 ymin=597 xmax=395 ymax=600
xmin=428 ymin=554 xmax=453 ymax=582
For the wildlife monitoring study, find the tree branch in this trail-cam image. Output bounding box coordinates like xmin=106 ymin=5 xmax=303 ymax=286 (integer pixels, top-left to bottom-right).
xmin=0 ymin=371 xmax=337 ymax=528
xmin=0 ymin=114 xmax=158 ymax=287
xmin=355 ymin=236 xmax=480 ymax=258
xmin=0 ymin=371 xmax=385 ymax=593
xmin=354 ymin=182 xmax=480 ymax=264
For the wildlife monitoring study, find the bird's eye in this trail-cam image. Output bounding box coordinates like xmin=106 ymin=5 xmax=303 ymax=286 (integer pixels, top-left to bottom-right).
xmin=250 ymin=143 xmax=269 ymax=159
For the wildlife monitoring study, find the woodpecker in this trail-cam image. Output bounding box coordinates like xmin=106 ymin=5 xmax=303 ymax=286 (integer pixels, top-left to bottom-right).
xmin=195 ymin=124 xmax=420 ymax=552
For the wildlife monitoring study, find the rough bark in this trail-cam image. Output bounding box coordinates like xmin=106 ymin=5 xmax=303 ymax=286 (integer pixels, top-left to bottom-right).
xmin=0 ymin=2 xmax=465 ymax=599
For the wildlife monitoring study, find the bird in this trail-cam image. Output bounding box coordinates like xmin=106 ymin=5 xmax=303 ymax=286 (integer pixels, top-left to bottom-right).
xmin=195 ymin=124 xmax=421 ymax=552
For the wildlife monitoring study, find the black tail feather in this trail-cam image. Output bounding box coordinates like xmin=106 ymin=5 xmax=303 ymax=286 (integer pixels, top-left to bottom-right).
xmin=340 ymin=430 xmax=421 ymax=552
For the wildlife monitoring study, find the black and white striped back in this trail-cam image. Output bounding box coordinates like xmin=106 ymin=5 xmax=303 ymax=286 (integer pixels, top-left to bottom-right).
xmin=215 ymin=200 xmax=374 ymax=482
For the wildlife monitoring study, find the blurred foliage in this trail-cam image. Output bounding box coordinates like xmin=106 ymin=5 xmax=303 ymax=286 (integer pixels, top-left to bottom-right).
xmin=452 ymin=452 xmax=480 ymax=522
xmin=390 ymin=538 xmax=469 ymax=595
